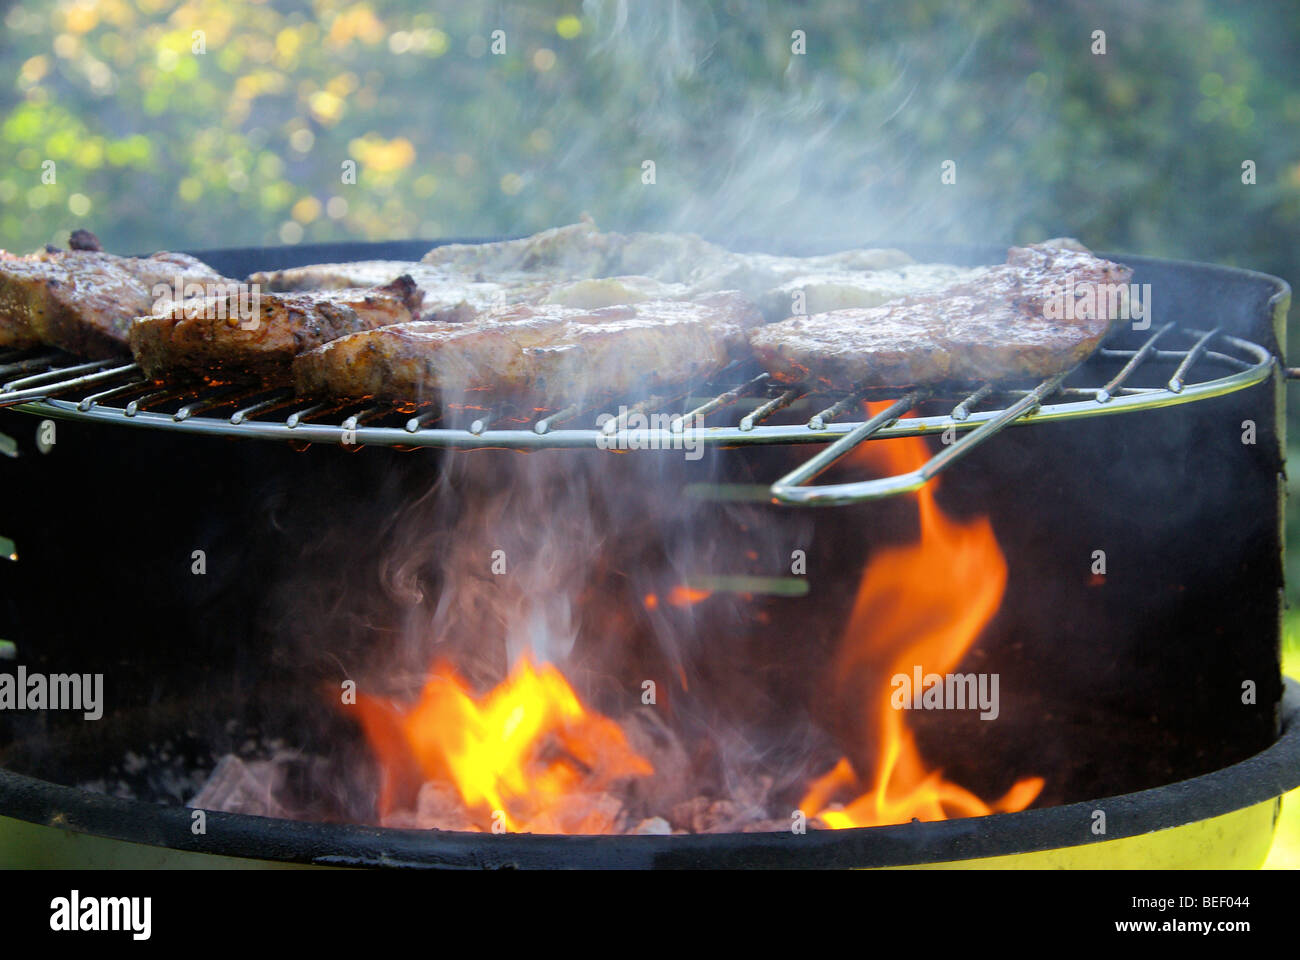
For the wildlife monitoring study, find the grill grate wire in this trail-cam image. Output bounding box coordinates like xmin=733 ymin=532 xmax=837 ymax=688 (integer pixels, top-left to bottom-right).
xmin=0 ymin=323 xmax=1276 ymax=505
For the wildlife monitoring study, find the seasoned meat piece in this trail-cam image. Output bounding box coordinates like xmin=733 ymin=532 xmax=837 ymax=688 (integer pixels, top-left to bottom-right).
xmin=420 ymin=220 xmax=729 ymax=285
xmin=603 ymin=232 xmax=740 ymax=283
xmin=687 ymin=248 xmax=916 ymax=304
xmin=130 ymin=276 xmax=422 ymax=381
xmin=248 ymin=261 xmax=526 ymax=323
xmin=291 ymin=290 xmax=762 ymax=406
xmin=0 ymin=238 xmax=228 ymax=357
xmin=249 ymin=261 xmax=697 ymax=322
xmin=756 ymin=264 xmax=977 ymax=323
xmin=748 ymin=241 xmax=1134 ymax=390
xmin=0 ymin=252 xmax=42 ymax=351
xmin=420 ymin=219 xmax=616 ymax=279
xmin=250 ymin=260 xmax=445 ymax=292
xmin=419 ymin=220 xmax=913 ymax=299
xmin=537 ymin=275 xmax=693 ymax=307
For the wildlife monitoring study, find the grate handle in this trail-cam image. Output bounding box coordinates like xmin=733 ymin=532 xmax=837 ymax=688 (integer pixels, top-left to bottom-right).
xmin=768 ymin=372 xmax=1070 ymax=506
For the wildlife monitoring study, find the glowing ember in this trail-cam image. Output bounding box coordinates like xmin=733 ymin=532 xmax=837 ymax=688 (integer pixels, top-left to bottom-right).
xmin=356 ymin=656 xmax=652 ymax=834
xmin=799 ymin=403 xmax=1044 ymax=827
xmin=644 ymin=585 xmax=713 ymax=609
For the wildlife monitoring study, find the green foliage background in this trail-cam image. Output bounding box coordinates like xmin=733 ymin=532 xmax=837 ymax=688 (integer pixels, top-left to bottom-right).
xmin=3 ymin=2 xmax=1296 ymax=259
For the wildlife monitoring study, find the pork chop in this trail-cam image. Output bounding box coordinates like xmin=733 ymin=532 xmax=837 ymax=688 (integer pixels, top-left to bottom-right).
xmin=747 ymin=241 xmax=1134 ymax=390
xmin=130 ymin=276 xmax=423 ymax=381
xmin=248 ymin=260 xmax=530 ymax=324
xmin=0 ymin=232 xmax=228 ymax=358
xmin=291 ymin=290 xmax=762 ymax=406
xmin=420 ymin=220 xmax=915 ymax=311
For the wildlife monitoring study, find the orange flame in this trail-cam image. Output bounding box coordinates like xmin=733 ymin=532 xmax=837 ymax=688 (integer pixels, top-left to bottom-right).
xmin=800 ymin=403 xmax=1044 ymax=828
xmin=356 ymin=655 xmax=652 ymax=833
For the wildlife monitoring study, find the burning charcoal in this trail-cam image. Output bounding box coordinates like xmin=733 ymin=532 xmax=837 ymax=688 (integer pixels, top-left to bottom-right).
xmin=411 ymin=781 xmax=478 ymax=832
xmin=275 ymin=753 xmax=351 ymax=821
xmin=670 ymin=796 xmax=707 ymax=832
xmin=379 ymin=809 xmax=421 ymax=830
xmin=188 ymin=754 xmax=290 ymax=819
xmin=632 ymin=816 xmax=672 ymax=835
xmin=700 ymin=799 xmax=742 ymax=832
xmin=121 ymin=751 xmax=147 ymax=774
xmin=523 ymin=792 xmax=624 ymax=835
xmin=620 ymin=707 xmax=692 ymax=813
xmin=671 ymin=795 xmax=750 ymax=833
xmin=722 ymin=774 xmax=776 ymax=830
xmin=732 ymin=774 xmax=775 ymax=810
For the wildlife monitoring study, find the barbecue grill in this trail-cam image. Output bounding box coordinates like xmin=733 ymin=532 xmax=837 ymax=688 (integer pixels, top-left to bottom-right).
xmin=0 ymin=239 xmax=1294 ymax=868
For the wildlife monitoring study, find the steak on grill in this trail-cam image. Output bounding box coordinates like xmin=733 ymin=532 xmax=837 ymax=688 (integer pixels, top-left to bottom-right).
xmin=130 ymin=275 xmax=423 ymax=381
xmin=421 ymin=219 xmax=916 ymax=320
xmin=0 ymin=231 xmax=228 ymax=358
xmin=247 ymin=261 xmax=695 ymax=322
xmin=291 ymin=290 xmax=762 ymax=406
xmin=420 ymin=220 xmax=636 ymax=279
xmin=753 ymin=263 xmax=978 ymax=322
xmin=747 ymin=241 xmax=1134 ymax=390
xmin=0 ymin=252 xmax=43 ymax=351
xmin=248 ymin=261 xmax=529 ymax=324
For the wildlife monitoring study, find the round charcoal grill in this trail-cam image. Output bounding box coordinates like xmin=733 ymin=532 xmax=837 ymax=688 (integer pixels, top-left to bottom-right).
xmin=0 ymin=240 xmax=1294 ymax=870
xmin=0 ymin=242 xmax=1278 ymax=505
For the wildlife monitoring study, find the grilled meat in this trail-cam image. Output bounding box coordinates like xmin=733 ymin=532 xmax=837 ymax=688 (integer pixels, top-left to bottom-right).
xmin=251 ymin=260 xmax=447 ymax=293
xmin=421 ymin=220 xmax=915 ymax=317
xmin=0 ymin=252 xmax=42 ymax=351
xmin=755 ymin=263 xmax=978 ymax=322
xmin=0 ymin=236 xmax=228 ymax=357
xmin=687 ymin=249 xmax=918 ymax=304
xmin=248 ymin=261 xmax=526 ymax=324
xmin=248 ymin=260 xmax=698 ymax=320
xmin=748 ymin=241 xmax=1134 ymax=390
xmin=420 ymin=219 xmax=623 ymax=279
xmin=291 ymin=290 xmax=762 ymax=405
xmin=130 ymin=275 xmax=423 ymax=381
xmin=534 ymin=275 xmax=693 ymax=307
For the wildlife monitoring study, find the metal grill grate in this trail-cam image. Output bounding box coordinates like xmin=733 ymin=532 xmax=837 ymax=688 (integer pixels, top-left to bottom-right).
xmin=0 ymin=322 xmax=1276 ymax=505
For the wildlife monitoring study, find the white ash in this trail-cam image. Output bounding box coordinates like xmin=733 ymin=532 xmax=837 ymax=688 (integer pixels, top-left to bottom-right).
xmin=632 ymin=817 xmax=672 ymax=835
xmin=76 ymin=730 xmax=291 ymax=806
